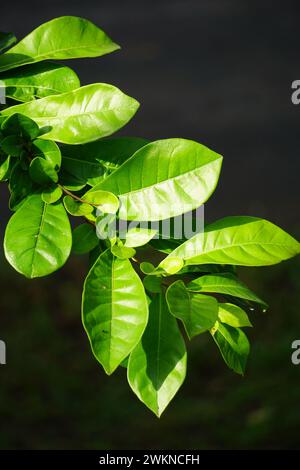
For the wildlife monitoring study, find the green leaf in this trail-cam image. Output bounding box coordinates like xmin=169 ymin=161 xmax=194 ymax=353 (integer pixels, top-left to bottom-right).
xmin=111 ymin=244 xmax=136 ymax=260
xmin=72 ymin=224 xmax=99 ymax=255
xmin=166 ymin=280 xmax=218 ymax=339
xmin=128 ymin=294 xmax=187 ymax=417
xmin=59 ymin=171 xmax=86 ymax=192
xmin=0 ymin=16 xmax=120 ymax=72
xmin=160 ymin=216 xmax=300 ymax=267
xmin=31 ymin=139 xmax=61 ymax=169
xmin=218 ymin=303 xmax=252 ymax=327
xmin=143 ymin=275 xmax=162 ymax=293
xmin=4 ymin=194 xmax=72 ymax=278
xmin=82 ymin=190 xmax=119 ymax=214
xmin=82 ymin=249 xmax=148 ymax=374
xmin=187 ymin=273 xmax=268 ymax=308
xmin=1 ymin=84 xmax=139 ymax=144
xmin=9 ymin=161 xmax=34 ymax=209
xmin=140 ymin=262 xmax=155 ymax=275
xmin=0 ymin=154 xmax=11 ymax=180
xmin=41 ymin=185 xmax=62 ymax=204
xmin=124 ymin=227 xmax=157 ymax=248
xmin=0 ymin=32 xmax=17 ymax=53
xmin=1 ymin=113 xmax=39 ymax=140
xmin=63 ymin=195 xmax=93 ymax=216
xmin=211 ymin=322 xmax=250 ymax=375
xmin=0 ymin=135 xmax=24 ymax=156
xmin=159 ymin=256 xmax=184 ymax=275
xmin=29 ymin=157 xmax=58 ymax=185
xmin=92 ymin=138 xmax=222 ymax=221
xmin=0 ymin=62 xmax=80 ymax=102
xmin=60 ymin=137 xmax=148 ymax=187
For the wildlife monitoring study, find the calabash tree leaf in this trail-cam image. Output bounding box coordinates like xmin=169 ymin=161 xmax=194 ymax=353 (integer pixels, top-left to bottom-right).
xmin=1 ymin=135 xmax=24 ymax=156
xmin=187 ymin=273 xmax=268 ymax=308
xmin=72 ymin=224 xmax=99 ymax=255
xmin=128 ymin=294 xmax=187 ymax=417
xmin=111 ymin=244 xmax=136 ymax=260
xmin=31 ymin=139 xmax=61 ymax=169
xmin=9 ymin=161 xmax=34 ymax=209
xmin=0 ymin=32 xmax=16 ymax=53
xmin=1 ymin=113 xmax=39 ymax=139
xmin=1 ymin=84 xmax=139 ymax=144
xmin=218 ymin=303 xmax=252 ymax=328
xmin=159 ymin=256 xmax=184 ymax=275
xmin=82 ymin=190 xmax=119 ymax=214
xmin=211 ymin=322 xmax=250 ymax=375
xmin=0 ymin=154 xmax=10 ymax=180
xmin=29 ymin=157 xmax=58 ymax=185
xmin=166 ymin=280 xmax=218 ymax=339
xmin=4 ymin=194 xmax=72 ymax=278
xmin=41 ymin=185 xmax=62 ymax=204
xmin=91 ymin=138 xmax=222 ymax=221
xmin=82 ymin=249 xmax=148 ymax=374
xmin=143 ymin=275 xmax=162 ymax=293
xmin=0 ymin=62 xmax=80 ymax=102
xmin=160 ymin=216 xmax=300 ymax=270
xmin=60 ymin=137 xmax=148 ymax=187
xmin=0 ymin=16 xmax=120 ymax=72
xmin=63 ymin=195 xmax=93 ymax=216
xmin=124 ymin=227 xmax=157 ymax=248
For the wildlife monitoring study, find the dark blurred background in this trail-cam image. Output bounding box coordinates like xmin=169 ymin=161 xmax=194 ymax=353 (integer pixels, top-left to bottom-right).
xmin=1 ymin=0 xmax=300 ymax=449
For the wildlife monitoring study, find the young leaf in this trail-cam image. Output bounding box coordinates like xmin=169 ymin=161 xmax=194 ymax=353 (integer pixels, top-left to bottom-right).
xmin=0 ymin=32 xmax=17 ymax=53
xmin=29 ymin=157 xmax=58 ymax=185
xmin=1 ymin=135 xmax=24 ymax=156
xmin=1 ymin=84 xmax=139 ymax=144
xmin=92 ymin=138 xmax=222 ymax=221
xmin=0 ymin=62 xmax=80 ymax=102
xmin=0 ymin=16 xmax=120 ymax=72
xmin=41 ymin=185 xmax=63 ymax=204
xmin=111 ymin=244 xmax=136 ymax=260
xmin=82 ymin=190 xmax=119 ymax=214
xmin=4 ymin=194 xmax=72 ymax=278
xmin=82 ymin=249 xmax=148 ymax=374
xmin=60 ymin=137 xmax=148 ymax=187
xmin=128 ymin=294 xmax=187 ymax=417
xmin=72 ymin=224 xmax=99 ymax=255
xmin=124 ymin=227 xmax=157 ymax=248
xmin=160 ymin=216 xmax=300 ymax=268
xmin=63 ymin=195 xmax=93 ymax=216
xmin=159 ymin=256 xmax=184 ymax=275
xmin=9 ymin=161 xmax=34 ymax=209
xmin=31 ymin=139 xmax=61 ymax=169
xmin=166 ymin=280 xmax=218 ymax=339
xmin=187 ymin=273 xmax=268 ymax=308
xmin=211 ymin=322 xmax=250 ymax=375
xmin=1 ymin=113 xmax=39 ymax=140
xmin=218 ymin=303 xmax=252 ymax=328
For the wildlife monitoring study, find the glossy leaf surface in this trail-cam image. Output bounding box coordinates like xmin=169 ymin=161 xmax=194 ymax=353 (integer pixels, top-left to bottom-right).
xmin=0 ymin=16 xmax=119 ymax=72
xmin=1 ymin=84 xmax=139 ymax=144
xmin=82 ymin=249 xmax=148 ymax=374
xmin=128 ymin=294 xmax=187 ymax=417
xmin=187 ymin=273 xmax=267 ymax=308
xmin=94 ymin=138 xmax=222 ymax=221
xmin=166 ymin=280 xmax=218 ymax=339
xmin=4 ymin=194 xmax=72 ymax=278
xmin=161 ymin=217 xmax=300 ymax=267
xmin=0 ymin=62 xmax=80 ymax=102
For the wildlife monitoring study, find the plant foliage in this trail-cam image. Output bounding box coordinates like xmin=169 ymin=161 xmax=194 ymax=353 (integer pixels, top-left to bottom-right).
xmin=0 ymin=17 xmax=299 ymax=416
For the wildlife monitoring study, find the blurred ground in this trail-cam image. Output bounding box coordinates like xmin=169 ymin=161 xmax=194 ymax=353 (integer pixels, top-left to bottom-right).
xmin=0 ymin=0 xmax=300 ymax=450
